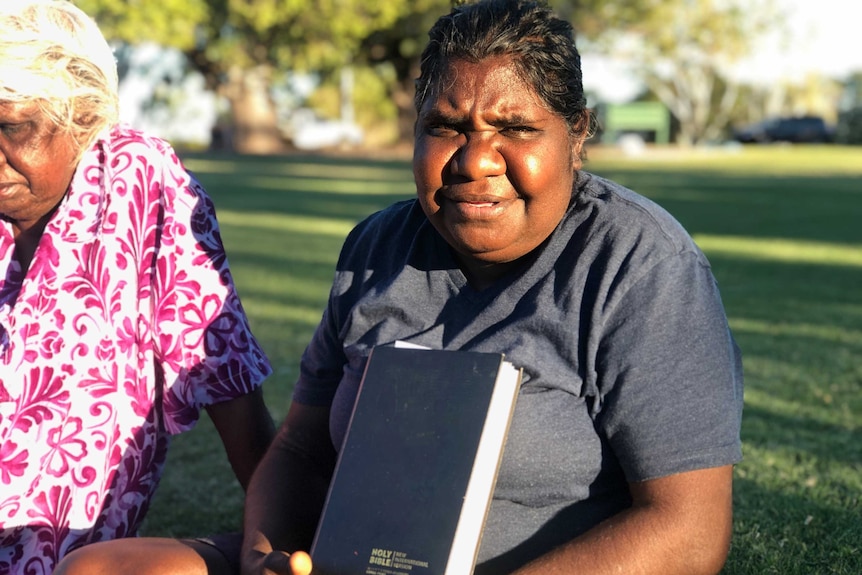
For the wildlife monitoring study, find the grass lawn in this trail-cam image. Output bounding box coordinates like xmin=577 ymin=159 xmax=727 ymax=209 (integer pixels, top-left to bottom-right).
xmin=141 ymin=144 xmax=862 ymax=574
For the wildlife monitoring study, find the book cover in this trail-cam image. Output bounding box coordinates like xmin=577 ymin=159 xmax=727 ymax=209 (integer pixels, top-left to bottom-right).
xmin=310 ymin=345 xmax=522 ymax=575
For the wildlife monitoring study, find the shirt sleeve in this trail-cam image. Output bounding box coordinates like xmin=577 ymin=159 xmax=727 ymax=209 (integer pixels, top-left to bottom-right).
xmin=594 ymin=249 xmax=744 ymax=482
xmin=290 ymin=223 xmax=365 ymax=407
xmin=151 ymin=147 xmax=272 ymax=434
xmin=289 ymin=201 xmax=420 ymax=408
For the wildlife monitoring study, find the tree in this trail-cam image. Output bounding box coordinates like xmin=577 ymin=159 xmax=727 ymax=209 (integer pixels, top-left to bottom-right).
xmin=78 ymin=0 xmax=406 ymax=153
xmin=594 ymin=0 xmax=780 ymax=146
xmin=360 ymin=0 xmax=643 ymax=146
xmin=80 ymin=0 xmax=771 ymax=150
xmin=553 ymin=0 xmax=658 ymax=39
xmin=357 ymin=0 xmax=657 ymax=144
xmin=359 ymin=0 xmax=451 ymax=143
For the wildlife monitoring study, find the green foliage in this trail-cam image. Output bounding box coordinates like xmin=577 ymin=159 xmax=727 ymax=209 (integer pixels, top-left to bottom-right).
xmin=141 ymin=146 xmax=862 ymax=574
xmin=636 ymin=0 xmax=768 ymax=59
xmin=76 ymin=0 xmax=441 ymax=149
xmin=836 ymin=107 xmax=862 ymax=145
xmin=76 ymin=0 xmax=210 ymax=51
xmin=76 ymin=0 xmax=783 ymax=148
xmin=309 ymin=65 xmax=402 ymax=146
xmin=553 ymin=0 xmax=660 ymax=40
xmin=840 ymin=73 xmax=862 ymax=110
xmin=592 ymin=0 xmax=782 ymax=145
xmin=354 ymin=0 xmax=451 ymax=140
xmin=78 ymin=0 xmax=410 ymax=77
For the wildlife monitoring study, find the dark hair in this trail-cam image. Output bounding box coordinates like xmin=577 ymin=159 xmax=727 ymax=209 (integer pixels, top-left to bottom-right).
xmin=414 ymin=0 xmax=592 ymax=138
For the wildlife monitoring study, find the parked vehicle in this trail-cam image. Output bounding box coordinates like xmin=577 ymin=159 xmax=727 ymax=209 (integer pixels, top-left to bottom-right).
xmin=732 ymin=116 xmax=834 ymax=144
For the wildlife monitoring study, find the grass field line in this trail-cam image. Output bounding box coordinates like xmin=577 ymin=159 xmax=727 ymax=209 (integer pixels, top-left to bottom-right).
xmin=237 ymin=175 xmax=413 ymax=195
xmin=694 ymin=234 xmax=862 ymax=267
xmin=729 ymin=318 xmax=862 ymax=346
xmin=186 ymin=158 xmax=415 ymax=186
xmin=588 ymin=145 xmax=862 ymax=175
xmin=217 ymin=209 xmax=356 ymax=237
xmin=246 ymin=302 xmax=328 ymax=325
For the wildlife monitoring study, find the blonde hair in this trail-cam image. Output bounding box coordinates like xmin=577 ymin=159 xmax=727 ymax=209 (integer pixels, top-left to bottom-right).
xmin=0 ymin=0 xmax=119 ymax=157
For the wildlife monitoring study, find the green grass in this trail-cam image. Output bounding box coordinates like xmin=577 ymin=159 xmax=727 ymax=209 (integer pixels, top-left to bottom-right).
xmin=141 ymin=145 xmax=862 ymax=574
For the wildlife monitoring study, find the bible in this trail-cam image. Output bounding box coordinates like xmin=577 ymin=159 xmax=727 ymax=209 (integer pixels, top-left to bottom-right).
xmin=310 ymin=344 xmax=522 ymax=575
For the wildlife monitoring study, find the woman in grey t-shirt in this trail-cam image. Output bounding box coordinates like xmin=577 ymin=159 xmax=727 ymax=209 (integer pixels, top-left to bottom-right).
xmin=242 ymin=2 xmax=743 ymax=574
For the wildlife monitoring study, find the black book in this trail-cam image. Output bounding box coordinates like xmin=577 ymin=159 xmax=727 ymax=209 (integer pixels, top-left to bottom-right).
xmin=310 ymin=344 xmax=522 ymax=575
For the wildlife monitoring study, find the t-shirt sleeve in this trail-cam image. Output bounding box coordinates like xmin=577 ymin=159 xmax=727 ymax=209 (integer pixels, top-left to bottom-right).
xmin=289 ymin=205 xmax=407 ymax=408
xmin=594 ymin=249 xmax=743 ymax=482
xmin=292 ymin=301 xmax=349 ymax=406
xmin=290 ymin=225 xmax=364 ymax=407
xmin=152 ymin=151 xmax=272 ymax=434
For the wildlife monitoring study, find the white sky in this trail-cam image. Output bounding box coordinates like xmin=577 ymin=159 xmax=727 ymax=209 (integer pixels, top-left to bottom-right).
xmin=732 ymin=0 xmax=862 ymax=83
xmin=582 ymin=0 xmax=862 ymax=103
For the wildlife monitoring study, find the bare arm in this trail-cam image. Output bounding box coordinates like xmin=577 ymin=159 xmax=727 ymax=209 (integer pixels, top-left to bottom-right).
xmin=206 ymin=386 xmax=276 ymax=491
xmin=241 ymin=402 xmax=338 ymax=575
xmin=513 ymin=465 xmax=734 ymax=575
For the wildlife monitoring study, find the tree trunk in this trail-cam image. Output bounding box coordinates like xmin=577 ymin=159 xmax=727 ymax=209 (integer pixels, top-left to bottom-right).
xmin=224 ymin=65 xmax=285 ymax=155
xmin=393 ymin=76 xmax=417 ymax=144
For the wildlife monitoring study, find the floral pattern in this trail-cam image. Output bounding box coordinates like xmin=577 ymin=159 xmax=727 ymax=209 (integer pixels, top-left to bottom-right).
xmin=0 ymin=126 xmax=271 ymax=574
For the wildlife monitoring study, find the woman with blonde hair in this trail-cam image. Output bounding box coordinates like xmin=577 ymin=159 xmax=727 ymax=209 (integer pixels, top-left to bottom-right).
xmin=0 ymin=1 xmax=274 ymax=573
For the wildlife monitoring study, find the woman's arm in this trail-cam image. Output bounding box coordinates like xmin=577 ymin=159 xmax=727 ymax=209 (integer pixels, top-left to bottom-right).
xmin=512 ymin=465 xmax=734 ymax=575
xmin=241 ymin=402 xmax=338 ymax=575
xmin=206 ymin=386 xmax=277 ymax=490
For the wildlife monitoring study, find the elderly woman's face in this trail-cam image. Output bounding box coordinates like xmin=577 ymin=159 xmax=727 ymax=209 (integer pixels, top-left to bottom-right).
xmin=413 ymin=55 xmax=579 ymax=280
xmin=0 ymin=101 xmax=78 ymax=233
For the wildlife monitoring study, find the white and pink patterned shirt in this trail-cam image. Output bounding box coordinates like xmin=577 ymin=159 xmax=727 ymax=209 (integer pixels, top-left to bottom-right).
xmin=0 ymin=126 xmax=272 ymax=574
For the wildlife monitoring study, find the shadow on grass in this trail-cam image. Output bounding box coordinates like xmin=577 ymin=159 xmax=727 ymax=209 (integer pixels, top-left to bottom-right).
xmin=741 ymin=403 xmax=861 ymax=469
xmin=588 ymin=168 xmax=862 ymax=246
xmin=184 ymin=153 xmax=415 ymax=224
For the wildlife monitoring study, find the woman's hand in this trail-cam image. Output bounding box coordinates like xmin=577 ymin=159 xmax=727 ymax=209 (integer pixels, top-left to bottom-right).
xmin=244 ymin=550 xmax=312 ymax=575
xmin=289 ymin=551 xmax=313 ymax=575
xmin=242 ymin=402 xmax=337 ymax=575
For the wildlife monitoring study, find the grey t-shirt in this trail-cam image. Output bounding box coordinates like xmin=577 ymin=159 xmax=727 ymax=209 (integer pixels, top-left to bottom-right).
xmin=293 ymin=172 xmax=743 ymax=572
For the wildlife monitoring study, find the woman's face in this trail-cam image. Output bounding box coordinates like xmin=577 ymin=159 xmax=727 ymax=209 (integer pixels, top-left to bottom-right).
xmin=0 ymin=101 xmax=78 ymax=234
xmin=413 ymin=55 xmax=581 ymax=284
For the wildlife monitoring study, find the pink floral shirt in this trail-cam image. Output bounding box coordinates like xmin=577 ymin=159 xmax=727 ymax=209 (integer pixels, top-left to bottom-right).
xmin=0 ymin=126 xmax=271 ymax=574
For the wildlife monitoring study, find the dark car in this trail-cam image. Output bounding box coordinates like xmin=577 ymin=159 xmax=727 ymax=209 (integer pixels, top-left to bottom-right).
xmin=733 ymin=116 xmax=834 ymax=143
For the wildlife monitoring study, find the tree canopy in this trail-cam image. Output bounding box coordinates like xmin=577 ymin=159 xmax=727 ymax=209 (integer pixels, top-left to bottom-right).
xmin=599 ymin=0 xmax=781 ymax=145
xmin=78 ymin=0 xmax=414 ymax=152
xmin=78 ymin=0 xmax=784 ymax=149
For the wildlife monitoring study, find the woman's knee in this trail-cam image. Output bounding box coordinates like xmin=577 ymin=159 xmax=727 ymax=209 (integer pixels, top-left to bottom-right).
xmin=54 ymin=542 xmax=112 ymax=575
xmin=54 ymin=538 xmax=214 ymax=575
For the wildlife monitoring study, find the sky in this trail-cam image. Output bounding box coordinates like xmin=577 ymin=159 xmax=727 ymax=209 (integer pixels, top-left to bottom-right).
xmin=732 ymin=0 xmax=862 ymax=84
xmin=582 ymin=0 xmax=862 ymax=103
